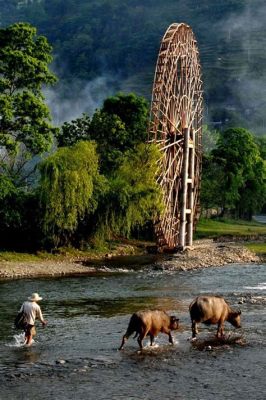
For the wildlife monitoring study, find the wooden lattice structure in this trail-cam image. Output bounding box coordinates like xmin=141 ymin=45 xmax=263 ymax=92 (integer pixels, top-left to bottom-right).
xmin=149 ymin=23 xmax=203 ymax=250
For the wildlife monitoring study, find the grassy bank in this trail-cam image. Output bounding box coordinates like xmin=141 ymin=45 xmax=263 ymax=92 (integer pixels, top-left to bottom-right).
xmin=0 ymin=239 xmax=151 ymax=263
xmin=245 ymin=243 xmax=266 ymax=255
xmin=195 ymin=218 xmax=266 ymax=239
xmin=1 ymin=219 xmax=266 ymax=262
xmin=195 ymin=218 xmax=266 ymax=257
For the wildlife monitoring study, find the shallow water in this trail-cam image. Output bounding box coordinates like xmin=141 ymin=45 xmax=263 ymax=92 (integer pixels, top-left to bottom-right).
xmin=0 ymin=262 xmax=265 ymax=399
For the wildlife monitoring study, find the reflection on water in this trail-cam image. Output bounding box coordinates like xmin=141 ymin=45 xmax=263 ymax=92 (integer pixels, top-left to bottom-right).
xmin=55 ymin=296 xmax=184 ymax=318
xmin=81 ymin=254 xmax=164 ymax=268
xmin=0 ymin=263 xmax=265 ymax=400
xmin=13 ymin=347 xmax=41 ymax=365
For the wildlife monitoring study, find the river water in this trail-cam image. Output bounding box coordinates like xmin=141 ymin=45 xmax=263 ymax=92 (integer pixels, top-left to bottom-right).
xmin=0 ymin=261 xmax=265 ymax=400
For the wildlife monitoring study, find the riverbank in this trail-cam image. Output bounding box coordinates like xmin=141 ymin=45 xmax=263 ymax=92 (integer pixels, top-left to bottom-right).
xmin=0 ymin=239 xmax=262 ymax=280
xmin=153 ymin=239 xmax=261 ymax=271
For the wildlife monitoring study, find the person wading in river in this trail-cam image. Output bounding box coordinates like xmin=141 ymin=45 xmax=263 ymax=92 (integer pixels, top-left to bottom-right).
xmin=19 ymin=293 xmax=47 ymax=346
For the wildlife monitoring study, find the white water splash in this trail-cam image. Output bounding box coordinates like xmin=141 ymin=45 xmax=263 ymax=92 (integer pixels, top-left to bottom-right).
xmin=5 ymin=332 xmax=26 ymax=348
xmin=243 ymin=282 xmax=266 ymax=290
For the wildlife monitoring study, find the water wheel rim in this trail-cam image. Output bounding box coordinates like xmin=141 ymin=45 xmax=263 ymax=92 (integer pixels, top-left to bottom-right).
xmin=149 ymin=23 xmax=203 ymax=249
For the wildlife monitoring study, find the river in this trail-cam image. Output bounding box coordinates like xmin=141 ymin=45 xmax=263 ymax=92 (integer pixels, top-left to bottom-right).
xmin=0 ymin=262 xmax=265 ymax=399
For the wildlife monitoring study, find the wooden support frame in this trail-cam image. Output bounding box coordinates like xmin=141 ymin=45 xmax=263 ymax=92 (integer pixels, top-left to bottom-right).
xmin=149 ymin=23 xmax=203 ymax=251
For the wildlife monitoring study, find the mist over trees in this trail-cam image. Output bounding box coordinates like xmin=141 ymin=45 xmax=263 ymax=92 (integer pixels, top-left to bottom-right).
xmin=0 ymin=24 xmax=163 ymax=251
xmin=39 ymin=92 xmax=161 ymax=248
xmin=0 ymin=10 xmax=266 ymax=252
xmin=2 ymin=0 xmax=266 ymax=133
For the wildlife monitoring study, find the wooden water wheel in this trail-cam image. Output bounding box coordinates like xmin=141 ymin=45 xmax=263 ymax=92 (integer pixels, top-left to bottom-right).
xmin=149 ymin=23 xmax=203 ymax=250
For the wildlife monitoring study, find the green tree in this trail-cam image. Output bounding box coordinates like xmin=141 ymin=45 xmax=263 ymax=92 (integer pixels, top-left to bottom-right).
xmin=0 ymin=174 xmax=20 ymax=248
xmin=89 ymin=93 xmax=149 ymax=175
xmin=0 ymin=22 xmax=57 ymax=187
xmin=98 ymin=143 xmax=163 ymax=239
xmin=202 ymin=125 xmax=219 ymax=154
xmin=255 ymin=135 xmax=266 ymax=212
xmin=200 ymin=154 xmax=224 ymax=213
xmin=101 ymin=92 xmax=149 ymax=145
xmin=255 ymin=136 xmax=266 ymax=160
xmin=211 ymin=127 xmax=266 ymax=219
xmin=39 ymin=141 xmax=105 ymax=247
xmin=57 ymin=113 xmax=91 ymax=147
xmin=89 ymin=110 xmax=128 ymax=174
xmin=57 ymin=93 xmax=149 ymax=175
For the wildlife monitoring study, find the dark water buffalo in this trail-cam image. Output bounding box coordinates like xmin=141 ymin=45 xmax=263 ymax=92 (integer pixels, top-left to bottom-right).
xmin=119 ymin=310 xmax=180 ymax=350
xmin=189 ymin=295 xmax=241 ymax=339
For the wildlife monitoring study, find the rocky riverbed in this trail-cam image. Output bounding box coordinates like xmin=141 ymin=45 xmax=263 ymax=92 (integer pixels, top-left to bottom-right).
xmin=0 ymin=239 xmax=262 ymax=280
xmin=156 ymin=239 xmax=261 ymax=271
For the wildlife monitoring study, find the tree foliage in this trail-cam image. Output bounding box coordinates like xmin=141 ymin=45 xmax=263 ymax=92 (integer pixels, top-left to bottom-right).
xmin=0 ymin=175 xmax=20 ymax=245
xmin=91 ymin=93 xmax=149 ymax=174
xmin=39 ymin=141 xmax=105 ymax=246
xmin=202 ymin=125 xmax=219 ymax=154
xmin=98 ymin=143 xmax=163 ymax=238
xmin=51 ymin=93 xmax=160 ymax=246
xmin=255 ymin=136 xmax=266 ymax=160
xmin=202 ymin=127 xmax=266 ymax=219
xmin=89 ymin=110 xmax=128 ymax=174
xmin=56 ymin=113 xmax=91 ymax=147
xmin=0 ymin=22 xmax=57 ymax=186
xmin=57 ymin=93 xmax=149 ymax=175
xmin=6 ymin=0 xmax=266 ymax=132
xmin=200 ymin=154 xmax=224 ymax=212
xmin=101 ymin=93 xmax=149 ymax=145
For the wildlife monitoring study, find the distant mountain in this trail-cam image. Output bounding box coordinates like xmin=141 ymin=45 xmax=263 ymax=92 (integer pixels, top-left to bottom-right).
xmin=1 ymin=0 xmax=266 ymax=133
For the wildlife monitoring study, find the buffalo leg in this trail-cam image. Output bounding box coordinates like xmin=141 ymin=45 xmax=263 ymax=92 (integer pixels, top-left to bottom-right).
xmin=119 ymin=334 xmax=128 ymax=350
xmin=149 ymin=334 xmax=155 ymax=346
xmin=119 ymin=322 xmax=137 ymax=350
xmin=168 ymin=332 xmax=174 ymax=344
xmin=216 ymin=322 xmax=225 ymax=338
xmin=137 ymin=334 xmax=144 ymax=349
xmin=137 ymin=327 xmax=149 ymax=349
xmin=191 ymin=321 xmax=198 ymax=338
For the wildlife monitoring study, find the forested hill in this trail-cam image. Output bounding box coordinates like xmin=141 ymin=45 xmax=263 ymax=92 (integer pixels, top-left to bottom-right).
xmin=1 ymin=0 xmax=266 ymax=133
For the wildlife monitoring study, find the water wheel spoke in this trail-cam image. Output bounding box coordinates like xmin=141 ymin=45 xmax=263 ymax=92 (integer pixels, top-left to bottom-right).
xmin=149 ymin=23 xmax=203 ymax=250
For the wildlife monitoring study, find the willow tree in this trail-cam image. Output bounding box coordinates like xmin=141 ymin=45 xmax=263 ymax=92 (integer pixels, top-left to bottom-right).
xmin=39 ymin=141 xmax=105 ymax=246
xmin=98 ymin=143 xmax=163 ymax=239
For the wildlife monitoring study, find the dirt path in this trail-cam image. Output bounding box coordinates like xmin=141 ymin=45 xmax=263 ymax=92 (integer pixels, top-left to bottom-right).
xmin=0 ymin=240 xmax=261 ymax=279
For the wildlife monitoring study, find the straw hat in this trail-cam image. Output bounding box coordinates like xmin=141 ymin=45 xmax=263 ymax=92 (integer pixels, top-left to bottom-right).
xmin=28 ymin=293 xmax=43 ymax=301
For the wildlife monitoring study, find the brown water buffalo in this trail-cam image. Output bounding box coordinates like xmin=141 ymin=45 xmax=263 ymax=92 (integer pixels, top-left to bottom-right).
xmin=119 ymin=310 xmax=180 ymax=350
xmin=189 ymin=295 xmax=241 ymax=339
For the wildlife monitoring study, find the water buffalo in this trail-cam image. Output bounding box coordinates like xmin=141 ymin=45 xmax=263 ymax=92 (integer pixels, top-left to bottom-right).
xmin=119 ymin=310 xmax=180 ymax=350
xmin=189 ymin=295 xmax=241 ymax=339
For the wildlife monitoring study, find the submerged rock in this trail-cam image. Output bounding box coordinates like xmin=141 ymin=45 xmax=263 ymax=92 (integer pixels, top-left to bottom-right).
xmin=56 ymin=359 xmax=66 ymax=365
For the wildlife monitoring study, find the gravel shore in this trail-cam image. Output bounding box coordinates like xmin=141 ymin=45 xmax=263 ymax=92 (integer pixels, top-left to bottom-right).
xmin=0 ymin=239 xmax=261 ymax=280
xmin=155 ymin=239 xmax=261 ymax=271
